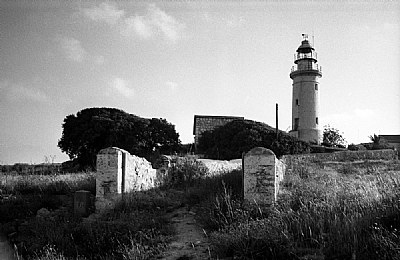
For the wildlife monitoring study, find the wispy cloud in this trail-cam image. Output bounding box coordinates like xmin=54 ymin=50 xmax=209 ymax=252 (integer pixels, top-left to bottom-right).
xmin=1 ymin=80 xmax=49 ymax=103
xmin=201 ymin=12 xmax=245 ymax=29
xmin=122 ymin=16 xmax=153 ymax=39
xmin=56 ymin=36 xmax=86 ymax=62
xmin=81 ymin=2 xmax=124 ymax=25
xmin=82 ymin=2 xmax=184 ymax=42
xmin=166 ymin=81 xmax=178 ymax=91
xmin=146 ymin=4 xmax=185 ymax=41
xmin=111 ymin=77 xmax=134 ymax=98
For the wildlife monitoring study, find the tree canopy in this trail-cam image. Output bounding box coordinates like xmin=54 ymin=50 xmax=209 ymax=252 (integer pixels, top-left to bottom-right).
xmin=58 ymin=107 xmax=180 ymax=170
xmin=198 ymin=119 xmax=310 ymax=160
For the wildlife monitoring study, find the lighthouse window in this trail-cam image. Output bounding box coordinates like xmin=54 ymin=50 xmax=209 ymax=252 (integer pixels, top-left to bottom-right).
xmin=294 ymin=118 xmax=299 ymax=130
xmin=316 ymin=117 xmax=319 ymax=125
xmin=296 ymin=99 xmax=299 ymax=106
xmin=315 ymin=84 xmax=318 ymax=90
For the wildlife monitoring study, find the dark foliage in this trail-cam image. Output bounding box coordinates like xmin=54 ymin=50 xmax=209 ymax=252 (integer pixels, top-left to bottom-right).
xmin=198 ymin=119 xmax=310 ymax=160
xmin=369 ymin=134 xmax=392 ymax=150
xmin=58 ymin=107 xmax=180 ymax=170
xmin=322 ymin=125 xmax=346 ymax=148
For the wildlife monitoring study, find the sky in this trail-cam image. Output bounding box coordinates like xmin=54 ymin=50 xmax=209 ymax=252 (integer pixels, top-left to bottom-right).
xmin=0 ymin=0 xmax=399 ymax=164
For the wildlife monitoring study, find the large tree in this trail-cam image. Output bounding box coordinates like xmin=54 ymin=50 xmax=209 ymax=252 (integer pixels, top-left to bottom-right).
xmin=198 ymin=119 xmax=310 ymax=160
xmin=58 ymin=108 xmax=180 ymax=169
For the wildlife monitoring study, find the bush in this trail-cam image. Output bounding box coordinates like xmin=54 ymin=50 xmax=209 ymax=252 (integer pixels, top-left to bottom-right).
xmin=198 ymin=119 xmax=309 ymax=160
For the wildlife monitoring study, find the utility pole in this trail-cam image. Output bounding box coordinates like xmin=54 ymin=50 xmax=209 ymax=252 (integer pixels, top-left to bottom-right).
xmin=276 ymin=103 xmax=279 ymax=140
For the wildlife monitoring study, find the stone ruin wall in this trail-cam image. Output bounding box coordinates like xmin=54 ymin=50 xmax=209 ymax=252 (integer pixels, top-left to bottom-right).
xmin=94 ymin=146 xmax=397 ymax=212
xmin=282 ymin=149 xmax=398 ymax=170
xmin=95 ymin=147 xmax=169 ymax=212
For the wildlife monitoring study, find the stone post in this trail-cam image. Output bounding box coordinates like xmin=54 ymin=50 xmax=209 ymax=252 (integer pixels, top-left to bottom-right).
xmin=74 ymin=190 xmax=92 ymax=217
xmin=243 ymin=147 xmax=279 ymax=206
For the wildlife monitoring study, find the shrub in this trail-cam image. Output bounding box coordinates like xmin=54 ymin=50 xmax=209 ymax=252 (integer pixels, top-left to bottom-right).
xmin=198 ymin=119 xmax=309 ymax=160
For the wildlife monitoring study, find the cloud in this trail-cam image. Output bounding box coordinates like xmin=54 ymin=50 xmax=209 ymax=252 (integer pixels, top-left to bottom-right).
xmin=122 ymin=4 xmax=184 ymax=41
xmin=56 ymin=36 xmax=86 ymax=62
xmin=147 ymin=4 xmax=184 ymax=41
xmin=122 ymin=16 xmax=153 ymax=39
xmin=81 ymin=2 xmax=124 ymax=25
xmin=111 ymin=77 xmax=134 ymax=98
xmin=1 ymin=80 xmax=49 ymax=103
xmin=82 ymin=2 xmax=184 ymax=42
xmin=166 ymin=81 xmax=178 ymax=90
xmin=201 ymin=12 xmax=245 ymax=29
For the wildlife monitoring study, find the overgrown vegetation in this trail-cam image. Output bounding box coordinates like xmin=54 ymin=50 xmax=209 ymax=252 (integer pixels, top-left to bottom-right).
xmin=3 ymin=157 xmax=400 ymax=259
xmin=198 ymin=119 xmax=310 ymax=160
xmin=203 ymin=159 xmax=400 ymax=259
xmin=0 ymin=171 xmax=180 ymax=260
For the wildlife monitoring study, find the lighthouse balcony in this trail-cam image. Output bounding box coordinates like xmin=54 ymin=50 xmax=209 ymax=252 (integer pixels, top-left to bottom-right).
xmin=290 ymin=64 xmax=322 ymax=78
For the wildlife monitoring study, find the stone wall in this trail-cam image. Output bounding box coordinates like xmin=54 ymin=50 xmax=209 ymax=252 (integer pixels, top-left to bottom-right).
xmin=193 ymin=115 xmax=244 ymax=148
xmin=282 ymin=149 xmax=398 ymax=170
xmin=197 ymin=158 xmax=242 ymax=176
xmin=95 ymin=147 xmax=169 ymax=212
xmin=243 ymin=147 xmax=285 ymax=206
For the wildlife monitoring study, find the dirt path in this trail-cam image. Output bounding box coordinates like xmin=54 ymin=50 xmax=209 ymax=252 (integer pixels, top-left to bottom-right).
xmin=0 ymin=233 xmax=17 ymax=260
xmin=159 ymin=206 xmax=211 ymax=260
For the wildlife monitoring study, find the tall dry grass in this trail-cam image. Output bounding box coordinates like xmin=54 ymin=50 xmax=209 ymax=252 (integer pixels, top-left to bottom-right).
xmin=206 ymin=159 xmax=400 ymax=259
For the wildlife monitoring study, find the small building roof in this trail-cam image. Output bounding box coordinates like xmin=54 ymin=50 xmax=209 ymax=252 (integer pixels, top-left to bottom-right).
xmin=379 ymin=135 xmax=400 ymax=143
xmin=193 ymin=115 xmax=244 ymax=135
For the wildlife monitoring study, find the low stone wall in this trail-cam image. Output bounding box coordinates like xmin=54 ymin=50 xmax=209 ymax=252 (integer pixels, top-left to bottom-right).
xmin=282 ymin=149 xmax=398 ymax=169
xmin=197 ymin=159 xmax=242 ymax=176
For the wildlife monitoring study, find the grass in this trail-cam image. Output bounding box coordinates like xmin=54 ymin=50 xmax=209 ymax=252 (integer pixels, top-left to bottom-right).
xmin=4 ymin=157 xmax=400 ymax=259
xmin=0 ymin=172 xmax=179 ymax=260
xmin=0 ymin=172 xmax=96 ymax=195
xmin=202 ymin=159 xmax=400 ymax=259
xmin=15 ymin=188 xmax=176 ymax=260
xmin=0 ymin=172 xmax=96 ymax=223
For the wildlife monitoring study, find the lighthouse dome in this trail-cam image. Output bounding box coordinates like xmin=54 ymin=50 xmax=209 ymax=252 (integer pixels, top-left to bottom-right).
xmin=296 ymin=40 xmax=314 ymax=53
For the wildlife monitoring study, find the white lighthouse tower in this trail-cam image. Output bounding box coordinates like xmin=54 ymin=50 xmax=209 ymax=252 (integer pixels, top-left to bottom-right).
xmin=289 ymin=34 xmax=322 ymax=144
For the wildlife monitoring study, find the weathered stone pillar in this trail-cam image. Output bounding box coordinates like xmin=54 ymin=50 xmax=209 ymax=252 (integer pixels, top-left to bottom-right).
xmin=243 ymin=147 xmax=280 ymax=206
xmin=95 ymin=147 xmax=126 ymax=212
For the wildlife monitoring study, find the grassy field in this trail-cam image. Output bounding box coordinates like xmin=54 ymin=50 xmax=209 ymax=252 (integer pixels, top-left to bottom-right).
xmin=203 ymin=159 xmax=400 ymax=259
xmin=1 ymin=157 xmax=400 ymax=259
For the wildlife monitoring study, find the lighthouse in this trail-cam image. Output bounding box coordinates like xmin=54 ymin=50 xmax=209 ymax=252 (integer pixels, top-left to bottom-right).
xmin=289 ymin=34 xmax=322 ymax=144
